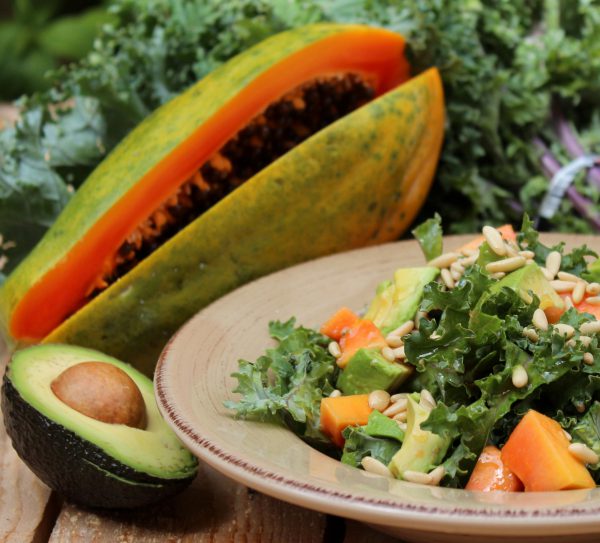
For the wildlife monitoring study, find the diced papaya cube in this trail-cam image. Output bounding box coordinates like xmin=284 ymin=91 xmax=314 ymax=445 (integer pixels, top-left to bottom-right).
xmin=320 ymin=307 xmax=360 ymax=341
xmin=545 ymin=304 xmax=565 ymax=324
xmin=569 ymin=294 xmax=600 ymax=321
xmin=320 ymin=394 xmax=372 ymax=447
xmin=501 ymin=410 xmax=595 ymax=491
xmin=337 ymin=319 xmax=386 ymax=368
xmin=466 ymin=445 xmax=523 ymax=492
xmin=458 ymin=224 xmax=517 ymax=254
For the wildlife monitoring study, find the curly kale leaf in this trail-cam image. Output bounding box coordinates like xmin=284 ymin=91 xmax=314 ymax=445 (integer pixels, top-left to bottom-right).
xmin=225 ymin=318 xmax=338 ymax=443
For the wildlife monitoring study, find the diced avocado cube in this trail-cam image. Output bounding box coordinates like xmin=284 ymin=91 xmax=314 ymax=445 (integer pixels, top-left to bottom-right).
xmin=388 ymin=396 xmax=451 ymax=479
xmin=364 ymin=267 xmax=439 ymax=335
xmin=336 ymin=348 xmax=411 ymax=395
xmin=480 ymin=261 xmax=563 ymax=311
xmin=364 ymin=410 xmax=405 ymax=442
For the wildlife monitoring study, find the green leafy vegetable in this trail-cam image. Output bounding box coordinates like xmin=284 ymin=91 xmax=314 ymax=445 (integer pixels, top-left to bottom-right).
xmin=3 ymin=0 xmax=600 ymax=278
xmin=341 ymin=411 xmax=403 ymax=468
xmin=572 ymin=402 xmax=600 ymax=479
xmin=225 ymin=318 xmax=338 ymax=445
xmin=412 ymin=212 xmax=442 ymax=261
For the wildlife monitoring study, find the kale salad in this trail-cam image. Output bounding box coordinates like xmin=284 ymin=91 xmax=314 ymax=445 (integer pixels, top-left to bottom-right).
xmin=226 ymin=216 xmax=600 ymax=491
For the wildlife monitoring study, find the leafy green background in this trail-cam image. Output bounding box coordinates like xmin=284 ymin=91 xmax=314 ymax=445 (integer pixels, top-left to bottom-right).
xmin=1 ymin=0 xmax=599 ymax=283
xmin=0 ymin=0 xmax=113 ymax=100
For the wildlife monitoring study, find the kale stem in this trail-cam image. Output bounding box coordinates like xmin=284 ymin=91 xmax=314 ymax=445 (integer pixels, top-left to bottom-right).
xmin=552 ymin=102 xmax=600 ymax=189
xmin=533 ymin=137 xmax=600 ymax=231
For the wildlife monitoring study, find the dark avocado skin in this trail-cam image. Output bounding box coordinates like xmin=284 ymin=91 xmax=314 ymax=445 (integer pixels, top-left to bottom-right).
xmin=1 ymin=376 xmax=195 ymax=509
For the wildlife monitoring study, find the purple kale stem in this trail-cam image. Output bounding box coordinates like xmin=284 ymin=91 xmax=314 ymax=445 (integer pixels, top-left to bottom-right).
xmin=552 ymin=102 xmax=600 ymax=189
xmin=533 ymin=137 xmax=600 ymax=231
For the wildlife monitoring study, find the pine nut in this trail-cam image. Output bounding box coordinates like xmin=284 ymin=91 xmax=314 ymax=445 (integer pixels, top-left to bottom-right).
xmin=512 ymin=364 xmax=528 ymax=388
xmin=523 ymin=328 xmax=539 ymax=342
xmin=441 ymin=268 xmax=455 ymax=289
xmin=388 ymin=320 xmax=414 ymax=338
xmin=505 ymin=243 xmax=519 ymax=257
xmin=328 ymin=341 xmax=341 ymax=358
xmin=573 ymin=281 xmax=586 ymax=305
xmin=568 ymin=443 xmax=599 ymax=465
xmin=430 ymin=332 xmax=441 ymax=340
xmin=519 ymin=250 xmax=535 ymax=259
xmin=564 ymin=296 xmax=574 ymax=309
xmin=491 ymin=272 xmax=506 ymax=280
xmin=428 ymin=465 xmax=446 ymax=486
xmin=486 ymin=256 xmax=526 ymax=274
xmin=581 ymin=321 xmax=600 ymax=335
xmin=461 ymin=252 xmax=479 ymax=266
xmin=550 ymin=280 xmax=577 ymax=293
xmin=451 ymin=269 xmax=463 ymax=281
xmin=390 ymin=393 xmax=408 ymax=402
xmin=482 ymin=226 xmax=507 ymax=256
xmin=525 ymin=258 xmax=536 ymax=266
xmin=386 ymin=334 xmax=404 ymax=348
xmin=329 ymin=389 xmax=342 ymax=398
xmin=583 ymin=352 xmax=595 ymax=365
xmin=541 ymin=267 xmax=555 ymax=281
xmin=563 ymin=430 xmax=572 ymax=441
xmin=558 ymin=271 xmax=583 ymax=282
xmin=393 ymin=411 xmax=408 ymax=422
xmin=383 ymin=398 xmax=408 ymax=417
xmin=402 ymin=470 xmax=433 ymax=485
xmin=361 ymin=456 xmax=393 ymax=477
xmin=567 ymin=339 xmax=576 ymax=348
xmin=393 ymin=346 xmax=406 ymax=359
xmin=451 ymin=260 xmax=465 ymax=273
xmin=587 ymin=283 xmax=600 ymax=295
xmin=461 ymin=248 xmax=477 ymax=257
xmin=420 ymin=389 xmax=436 ymax=408
xmin=368 ymin=390 xmax=391 ymax=412
xmin=546 ymin=251 xmax=562 ymax=278
xmin=554 ymin=323 xmax=575 ymax=339
xmin=580 ymin=335 xmax=593 ymax=347
xmin=381 ymin=346 xmax=396 ymax=362
xmin=585 ymin=296 xmax=600 ymax=306
xmin=396 ymin=421 xmax=407 ymax=431
xmin=428 ymin=252 xmax=461 ymax=269
xmin=532 ymin=308 xmax=548 ymax=331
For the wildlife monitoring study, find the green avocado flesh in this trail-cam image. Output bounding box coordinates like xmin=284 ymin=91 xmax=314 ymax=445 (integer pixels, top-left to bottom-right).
xmin=364 ymin=267 xmax=439 ymax=335
xmin=336 ymin=348 xmax=411 ymax=395
xmin=482 ymin=262 xmax=564 ymax=311
xmin=2 ymin=344 xmax=197 ymax=508
xmin=388 ymin=396 xmax=450 ymax=479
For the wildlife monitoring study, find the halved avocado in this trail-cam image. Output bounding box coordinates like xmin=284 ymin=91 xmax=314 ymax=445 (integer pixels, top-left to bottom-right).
xmin=1 ymin=344 xmax=197 ymax=508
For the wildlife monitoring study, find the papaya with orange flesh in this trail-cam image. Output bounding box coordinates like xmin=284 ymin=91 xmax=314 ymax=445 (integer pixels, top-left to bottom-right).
xmin=501 ymin=410 xmax=595 ymax=491
xmin=0 ymin=24 xmax=444 ymax=374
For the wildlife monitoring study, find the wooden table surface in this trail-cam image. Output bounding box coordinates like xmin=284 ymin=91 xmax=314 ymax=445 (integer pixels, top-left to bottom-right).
xmin=0 ymin=339 xmax=401 ymax=543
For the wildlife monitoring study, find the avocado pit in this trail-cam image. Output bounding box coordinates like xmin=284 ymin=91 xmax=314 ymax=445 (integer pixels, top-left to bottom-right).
xmin=51 ymin=361 xmax=147 ymax=429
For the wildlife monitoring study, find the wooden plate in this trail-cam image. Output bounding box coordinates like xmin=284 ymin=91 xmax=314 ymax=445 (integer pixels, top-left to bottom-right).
xmin=155 ymin=234 xmax=600 ymax=543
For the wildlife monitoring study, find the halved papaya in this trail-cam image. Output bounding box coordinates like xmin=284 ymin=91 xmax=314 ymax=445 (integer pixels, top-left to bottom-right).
xmin=0 ymin=24 xmax=445 ymax=374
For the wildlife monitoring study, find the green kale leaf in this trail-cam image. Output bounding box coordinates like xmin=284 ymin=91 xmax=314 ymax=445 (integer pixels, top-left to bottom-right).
xmin=225 ymin=318 xmax=338 ymax=444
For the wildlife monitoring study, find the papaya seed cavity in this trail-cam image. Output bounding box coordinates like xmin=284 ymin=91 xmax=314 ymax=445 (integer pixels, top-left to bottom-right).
xmin=51 ymin=361 xmax=147 ymax=429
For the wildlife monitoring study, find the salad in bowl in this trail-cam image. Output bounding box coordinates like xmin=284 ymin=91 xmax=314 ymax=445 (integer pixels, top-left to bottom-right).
xmin=226 ymin=215 xmax=600 ymax=493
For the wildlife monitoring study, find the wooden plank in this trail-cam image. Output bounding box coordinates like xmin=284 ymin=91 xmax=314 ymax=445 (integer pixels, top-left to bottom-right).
xmin=0 ymin=340 xmax=58 ymax=543
xmin=49 ymin=460 xmax=327 ymax=542
xmin=344 ymin=520 xmax=405 ymax=543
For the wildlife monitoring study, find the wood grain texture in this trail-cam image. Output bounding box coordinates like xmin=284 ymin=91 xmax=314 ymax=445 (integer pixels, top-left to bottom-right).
xmin=0 ymin=339 xmax=58 ymax=543
xmin=49 ymin=460 xmax=327 ymax=543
